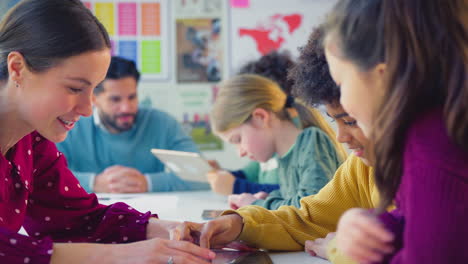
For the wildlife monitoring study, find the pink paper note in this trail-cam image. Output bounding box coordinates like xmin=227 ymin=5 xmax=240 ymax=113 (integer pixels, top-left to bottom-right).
xmin=83 ymin=2 xmax=92 ymax=10
xmin=118 ymin=3 xmax=137 ymax=36
xmin=231 ymin=0 xmax=250 ymax=8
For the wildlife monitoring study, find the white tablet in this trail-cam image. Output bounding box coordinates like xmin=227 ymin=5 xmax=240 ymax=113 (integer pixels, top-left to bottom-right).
xmin=150 ymin=149 xmax=211 ymax=182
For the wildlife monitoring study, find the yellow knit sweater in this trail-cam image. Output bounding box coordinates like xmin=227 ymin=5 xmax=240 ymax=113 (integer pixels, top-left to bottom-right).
xmin=224 ymin=154 xmax=380 ymax=263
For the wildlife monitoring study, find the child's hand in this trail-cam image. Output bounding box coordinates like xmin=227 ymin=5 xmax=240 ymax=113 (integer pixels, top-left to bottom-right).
xmin=228 ymin=193 xmax=258 ymax=209
xmin=206 ymin=170 xmax=235 ymax=195
xmin=336 ymin=208 xmax=394 ymax=264
xmin=253 ymin=191 xmax=269 ymax=200
xmin=305 ymin=232 xmax=336 ymax=259
xmin=207 ymin=160 xmax=221 ymax=170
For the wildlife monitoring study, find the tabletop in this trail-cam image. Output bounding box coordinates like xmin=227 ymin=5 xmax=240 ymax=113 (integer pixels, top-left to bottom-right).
xmin=98 ymin=190 xmax=331 ymax=264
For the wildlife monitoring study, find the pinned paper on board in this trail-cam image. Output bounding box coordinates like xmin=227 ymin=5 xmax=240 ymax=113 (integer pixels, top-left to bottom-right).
xmin=230 ymin=0 xmax=250 ymax=8
xmin=229 ymin=0 xmax=338 ymax=74
xmin=176 ymin=18 xmax=223 ymax=83
xmin=82 ymin=0 xmax=169 ymax=80
xmin=175 ymin=0 xmax=222 ymax=18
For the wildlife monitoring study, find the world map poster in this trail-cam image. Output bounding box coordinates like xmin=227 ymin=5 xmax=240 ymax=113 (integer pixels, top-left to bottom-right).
xmin=229 ymin=0 xmax=337 ymax=75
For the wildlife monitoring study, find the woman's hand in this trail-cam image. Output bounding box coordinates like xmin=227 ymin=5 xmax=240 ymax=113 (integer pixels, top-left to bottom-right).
xmin=304 ymin=232 xmax=336 ymax=259
xmin=206 ymin=170 xmax=235 ymax=195
xmin=228 ymin=193 xmax=258 ymax=209
xmin=146 ymin=218 xmax=185 ymax=240
xmin=116 ymin=238 xmax=216 ymax=264
xmin=176 ymin=214 xmax=244 ymax=249
xmin=51 ymin=238 xmax=215 ymax=264
xmin=336 ymin=208 xmax=394 ymax=263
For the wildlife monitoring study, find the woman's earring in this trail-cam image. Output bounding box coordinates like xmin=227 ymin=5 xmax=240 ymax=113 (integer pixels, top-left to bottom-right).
xmin=14 ymin=81 xmax=19 ymax=88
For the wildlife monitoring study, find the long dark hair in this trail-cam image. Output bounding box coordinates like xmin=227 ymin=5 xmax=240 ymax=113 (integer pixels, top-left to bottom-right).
xmin=0 ymin=0 xmax=110 ymax=200
xmin=374 ymin=0 xmax=468 ymax=210
xmin=324 ymin=0 xmax=468 ymax=211
xmin=0 ymin=0 xmax=111 ymax=81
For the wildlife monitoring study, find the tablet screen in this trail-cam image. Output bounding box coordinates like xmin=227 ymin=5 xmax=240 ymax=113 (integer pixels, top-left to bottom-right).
xmin=150 ymin=148 xmax=212 ymax=182
xmin=201 ymin=209 xmax=224 ymax=220
xmin=212 ymin=249 xmax=273 ymax=264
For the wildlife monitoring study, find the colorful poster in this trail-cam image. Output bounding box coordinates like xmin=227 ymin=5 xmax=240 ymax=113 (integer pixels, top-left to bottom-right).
xmin=83 ymin=0 xmax=169 ymax=80
xmin=229 ymin=0 xmax=337 ymax=74
xmin=175 ymin=0 xmax=222 ymax=18
xmin=118 ymin=40 xmax=138 ymax=64
xmin=179 ymin=86 xmax=223 ymax=151
xmin=141 ymin=3 xmax=161 ymax=36
xmin=94 ymin=3 xmax=115 ymax=36
xmin=176 ymin=18 xmax=222 ymax=83
xmin=141 ymin=40 xmax=161 ymax=74
xmin=118 ymin=3 xmax=137 ymax=36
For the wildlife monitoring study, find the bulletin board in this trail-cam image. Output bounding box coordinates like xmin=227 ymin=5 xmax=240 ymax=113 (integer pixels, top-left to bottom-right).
xmin=82 ymin=0 xmax=170 ymax=81
xmin=229 ymin=0 xmax=337 ymax=74
xmin=173 ymin=0 xmax=224 ymax=151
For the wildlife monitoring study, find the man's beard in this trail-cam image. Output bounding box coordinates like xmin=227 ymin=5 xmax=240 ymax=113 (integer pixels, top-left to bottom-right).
xmin=99 ymin=111 xmax=137 ymax=133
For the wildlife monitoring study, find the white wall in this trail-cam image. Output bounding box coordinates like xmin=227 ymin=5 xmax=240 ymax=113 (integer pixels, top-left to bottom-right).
xmin=137 ymin=0 xmax=338 ymax=170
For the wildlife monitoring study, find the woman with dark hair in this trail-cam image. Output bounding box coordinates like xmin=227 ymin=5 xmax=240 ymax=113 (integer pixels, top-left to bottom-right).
xmin=322 ymin=0 xmax=468 ymax=263
xmin=0 ymin=0 xmax=214 ymax=263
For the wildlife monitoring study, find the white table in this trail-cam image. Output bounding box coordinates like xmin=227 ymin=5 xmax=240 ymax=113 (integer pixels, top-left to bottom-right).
xmin=98 ymin=191 xmax=330 ymax=264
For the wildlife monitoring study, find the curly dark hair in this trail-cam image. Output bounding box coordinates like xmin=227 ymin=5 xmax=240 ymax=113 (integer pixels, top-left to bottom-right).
xmin=289 ymin=26 xmax=340 ymax=107
xmin=238 ymin=51 xmax=295 ymax=95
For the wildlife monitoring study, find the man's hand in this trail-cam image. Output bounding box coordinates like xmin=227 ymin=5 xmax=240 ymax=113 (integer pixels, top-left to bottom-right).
xmin=94 ymin=165 xmax=148 ymax=193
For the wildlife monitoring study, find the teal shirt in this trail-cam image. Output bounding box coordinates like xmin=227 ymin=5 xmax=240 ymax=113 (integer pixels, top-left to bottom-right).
xmin=241 ymin=158 xmax=279 ymax=185
xmin=252 ymin=126 xmax=341 ymax=209
xmin=56 ymin=108 xmax=209 ymax=193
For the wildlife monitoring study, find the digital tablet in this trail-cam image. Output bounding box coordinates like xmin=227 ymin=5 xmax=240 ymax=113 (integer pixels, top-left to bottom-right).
xmin=212 ymin=249 xmax=273 ymax=264
xmin=150 ymin=149 xmax=211 ymax=182
xmin=202 ymin=209 xmax=224 ymax=220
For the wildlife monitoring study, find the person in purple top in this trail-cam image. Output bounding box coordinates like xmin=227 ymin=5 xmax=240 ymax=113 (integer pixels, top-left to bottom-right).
xmin=0 ymin=0 xmax=215 ymax=263
xmin=319 ymin=0 xmax=468 ymax=263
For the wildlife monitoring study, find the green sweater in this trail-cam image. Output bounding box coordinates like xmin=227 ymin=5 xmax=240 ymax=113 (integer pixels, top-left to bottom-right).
xmin=252 ymin=126 xmax=341 ymax=209
xmin=242 ymin=158 xmax=279 ymax=185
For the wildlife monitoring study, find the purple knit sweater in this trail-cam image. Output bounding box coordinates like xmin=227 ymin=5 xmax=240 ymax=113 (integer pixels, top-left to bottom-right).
xmin=379 ymin=108 xmax=468 ymax=263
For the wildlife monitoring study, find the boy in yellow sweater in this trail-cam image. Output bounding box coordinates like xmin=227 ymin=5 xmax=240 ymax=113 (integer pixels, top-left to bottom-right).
xmin=179 ymin=27 xmax=380 ymax=263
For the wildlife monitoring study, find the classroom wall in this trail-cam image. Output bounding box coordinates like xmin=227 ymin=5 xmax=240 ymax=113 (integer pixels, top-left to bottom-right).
xmin=0 ymin=0 xmax=338 ymax=170
xmin=137 ymin=0 xmax=339 ymax=169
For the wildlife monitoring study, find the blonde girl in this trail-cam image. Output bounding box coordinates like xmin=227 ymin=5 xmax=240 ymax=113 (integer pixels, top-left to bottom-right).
xmin=211 ymin=74 xmax=345 ymax=209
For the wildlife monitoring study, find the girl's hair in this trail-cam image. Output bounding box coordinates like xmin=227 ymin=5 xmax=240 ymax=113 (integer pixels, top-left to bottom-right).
xmin=289 ymin=26 xmax=341 ymax=107
xmin=238 ymin=51 xmax=296 ymax=96
xmin=211 ymin=74 xmax=347 ymax=162
xmin=324 ymin=0 xmax=468 ymax=211
xmin=0 ymin=0 xmax=111 ymax=81
xmin=323 ymin=0 xmax=385 ymax=72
